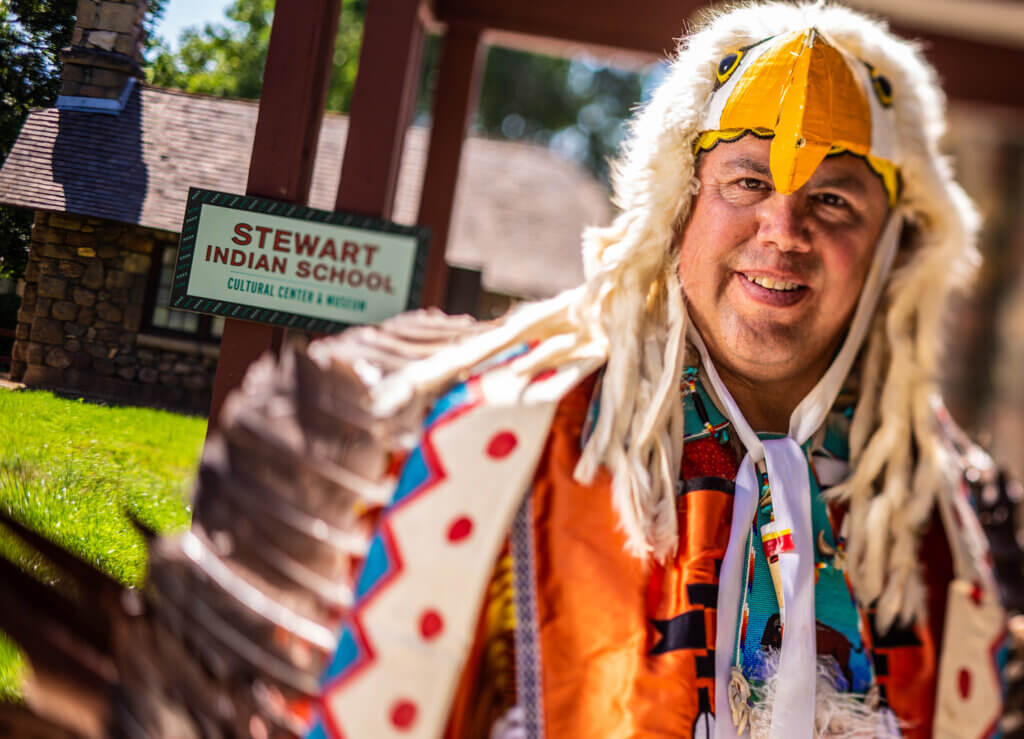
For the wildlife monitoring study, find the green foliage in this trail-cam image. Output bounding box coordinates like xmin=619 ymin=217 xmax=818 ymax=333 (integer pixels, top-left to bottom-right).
xmin=148 ymin=0 xmax=273 ymax=99
xmin=474 ymin=48 xmax=647 ymax=183
xmin=142 ymin=0 xmax=167 ymax=53
xmin=148 ymin=0 xmax=366 ymax=112
xmin=327 ymin=0 xmax=365 ymax=113
xmin=0 ymin=0 xmax=77 ymax=280
xmin=0 ymin=205 xmax=31 ymax=283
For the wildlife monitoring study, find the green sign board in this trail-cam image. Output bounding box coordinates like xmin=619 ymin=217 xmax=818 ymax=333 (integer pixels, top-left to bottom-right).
xmin=171 ymin=187 xmax=430 ymax=333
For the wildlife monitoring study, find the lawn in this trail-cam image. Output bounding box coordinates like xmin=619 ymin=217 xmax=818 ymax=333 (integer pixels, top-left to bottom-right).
xmin=0 ymin=389 xmax=206 ymax=699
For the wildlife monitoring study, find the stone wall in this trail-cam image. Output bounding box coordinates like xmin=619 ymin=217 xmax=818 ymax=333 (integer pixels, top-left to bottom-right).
xmin=11 ymin=211 xmax=217 ymax=413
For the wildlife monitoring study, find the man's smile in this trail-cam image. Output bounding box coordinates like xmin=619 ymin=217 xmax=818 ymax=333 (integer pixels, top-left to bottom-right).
xmin=735 ymin=271 xmax=809 ymax=307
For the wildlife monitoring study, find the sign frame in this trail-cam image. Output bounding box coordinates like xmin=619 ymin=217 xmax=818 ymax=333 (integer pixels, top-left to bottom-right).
xmin=170 ymin=187 xmax=431 ymax=333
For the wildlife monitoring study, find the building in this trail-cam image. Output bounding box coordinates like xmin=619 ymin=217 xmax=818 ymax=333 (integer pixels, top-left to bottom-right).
xmin=0 ymin=1 xmax=610 ymax=413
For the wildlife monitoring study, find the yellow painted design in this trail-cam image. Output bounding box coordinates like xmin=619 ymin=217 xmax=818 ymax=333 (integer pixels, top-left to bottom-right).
xmin=720 ymin=29 xmax=871 ymax=190
xmin=694 ymin=127 xmax=773 ymax=153
xmin=761 ymin=528 xmax=793 ymax=544
xmin=866 ymin=63 xmax=894 ymax=107
xmin=716 ymin=50 xmax=744 ymax=86
xmin=697 ymin=29 xmax=900 ymax=205
xmin=828 ymin=146 xmax=901 ymax=206
xmin=719 ymin=32 xmax=805 ymax=134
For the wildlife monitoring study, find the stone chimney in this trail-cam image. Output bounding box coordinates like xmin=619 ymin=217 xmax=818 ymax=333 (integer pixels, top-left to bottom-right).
xmin=58 ymin=0 xmax=149 ymax=112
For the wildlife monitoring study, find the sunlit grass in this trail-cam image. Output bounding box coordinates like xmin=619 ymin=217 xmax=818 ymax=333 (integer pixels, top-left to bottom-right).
xmin=0 ymin=638 xmax=22 ymax=703
xmin=0 ymin=389 xmax=206 ymax=699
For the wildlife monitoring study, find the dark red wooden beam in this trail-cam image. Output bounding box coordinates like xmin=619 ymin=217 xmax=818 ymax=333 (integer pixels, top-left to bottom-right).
xmin=246 ymin=1 xmax=343 ymax=204
xmin=892 ymin=25 xmax=1024 ymax=110
xmin=336 ymin=0 xmax=425 ymax=217
xmin=432 ymin=0 xmax=1024 ymax=108
xmin=433 ymin=0 xmax=696 ymax=58
xmin=418 ymin=22 xmax=485 ymax=308
xmin=208 ymin=0 xmax=343 ymax=430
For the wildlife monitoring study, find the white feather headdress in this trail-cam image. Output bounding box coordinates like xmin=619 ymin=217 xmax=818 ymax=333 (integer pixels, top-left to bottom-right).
xmin=378 ymin=2 xmax=980 ymax=630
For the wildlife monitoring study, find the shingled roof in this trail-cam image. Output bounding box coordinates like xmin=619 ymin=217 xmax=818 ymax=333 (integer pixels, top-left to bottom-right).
xmin=0 ymin=85 xmax=611 ymax=297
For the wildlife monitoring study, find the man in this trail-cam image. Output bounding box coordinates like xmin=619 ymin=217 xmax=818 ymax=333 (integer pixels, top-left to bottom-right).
xmin=309 ymin=3 xmax=1007 ymax=738
xmin=0 ymin=3 xmax=1011 ymax=738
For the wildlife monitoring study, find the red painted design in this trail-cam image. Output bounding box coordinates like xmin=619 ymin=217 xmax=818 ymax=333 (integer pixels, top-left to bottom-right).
xmin=763 ymin=531 xmax=795 ymax=558
xmin=419 ymin=610 xmax=443 ymax=640
xmin=319 ymin=378 xmax=488 ymax=735
xmin=970 ymin=582 xmax=984 ymax=606
xmin=390 ymin=700 xmax=417 ymax=729
xmin=486 ymin=431 xmax=518 ymax=458
xmin=958 ymin=668 xmax=971 ymax=699
xmin=447 ymin=516 xmax=473 ymax=542
xmin=531 ymin=368 xmax=557 ymax=383
xmin=385 ymin=451 xmax=409 ymax=478
xmin=681 ymin=436 xmax=740 ymax=480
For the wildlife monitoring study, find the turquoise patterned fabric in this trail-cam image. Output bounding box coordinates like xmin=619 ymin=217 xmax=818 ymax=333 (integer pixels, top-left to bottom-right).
xmin=682 ymin=375 xmax=874 ymax=695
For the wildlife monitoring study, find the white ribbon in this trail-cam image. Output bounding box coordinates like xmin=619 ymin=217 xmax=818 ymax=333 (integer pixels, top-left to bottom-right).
xmin=703 ymin=211 xmax=903 ymax=739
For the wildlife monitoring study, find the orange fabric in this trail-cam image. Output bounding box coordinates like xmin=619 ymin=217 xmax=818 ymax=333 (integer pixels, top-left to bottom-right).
xmin=529 ymin=380 xmax=736 ymax=736
xmin=882 ymin=623 xmax=937 ymax=739
xmin=882 ymin=510 xmax=952 ymax=739
xmin=444 ymin=377 xmax=943 ymax=736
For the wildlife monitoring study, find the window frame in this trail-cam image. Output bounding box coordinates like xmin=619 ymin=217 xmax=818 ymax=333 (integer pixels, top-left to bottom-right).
xmin=142 ymin=242 xmax=223 ymax=344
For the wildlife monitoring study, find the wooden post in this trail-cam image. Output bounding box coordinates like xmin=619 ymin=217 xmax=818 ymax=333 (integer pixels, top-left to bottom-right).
xmin=207 ymin=0 xmax=343 ymax=430
xmin=417 ymin=23 xmax=485 ymax=309
xmin=335 ymin=0 xmax=425 ymax=218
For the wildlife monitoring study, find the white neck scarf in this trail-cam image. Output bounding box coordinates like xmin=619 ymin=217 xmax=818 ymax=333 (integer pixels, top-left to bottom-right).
xmin=698 ymin=211 xmax=904 ymax=739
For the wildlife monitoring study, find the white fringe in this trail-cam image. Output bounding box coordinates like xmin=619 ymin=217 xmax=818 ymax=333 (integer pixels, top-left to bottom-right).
xmin=744 ymin=653 xmax=903 ymax=739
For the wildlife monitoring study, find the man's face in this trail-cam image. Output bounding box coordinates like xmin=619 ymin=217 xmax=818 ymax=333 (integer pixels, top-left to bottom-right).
xmin=678 ymin=135 xmax=890 ymax=390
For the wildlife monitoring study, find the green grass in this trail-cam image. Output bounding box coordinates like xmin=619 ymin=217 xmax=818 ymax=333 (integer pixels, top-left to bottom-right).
xmin=0 ymin=389 xmax=207 ymax=699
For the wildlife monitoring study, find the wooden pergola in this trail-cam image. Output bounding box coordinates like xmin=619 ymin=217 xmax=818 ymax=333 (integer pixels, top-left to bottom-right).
xmin=207 ymin=0 xmax=1024 ymax=424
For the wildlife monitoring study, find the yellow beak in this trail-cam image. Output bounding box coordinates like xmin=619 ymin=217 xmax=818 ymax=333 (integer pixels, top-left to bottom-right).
xmin=719 ymin=29 xmax=873 ymax=194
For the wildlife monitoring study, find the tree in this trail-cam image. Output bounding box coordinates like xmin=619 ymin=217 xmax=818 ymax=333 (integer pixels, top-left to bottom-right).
xmin=473 ymin=49 xmax=650 ymax=185
xmin=0 ymin=0 xmax=166 ymax=281
xmin=148 ymin=0 xmax=366 ymax=113
xmin=0 ymin=0 xmax=77 ymax=279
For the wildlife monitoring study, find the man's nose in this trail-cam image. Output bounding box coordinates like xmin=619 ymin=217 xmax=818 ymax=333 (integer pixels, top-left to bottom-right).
xmin=756 ymin=194 xmax=812 ymax=253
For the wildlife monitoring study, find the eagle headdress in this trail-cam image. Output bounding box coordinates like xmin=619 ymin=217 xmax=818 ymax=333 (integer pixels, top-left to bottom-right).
xmin=377 ymin=1 xmax=980 ymax=633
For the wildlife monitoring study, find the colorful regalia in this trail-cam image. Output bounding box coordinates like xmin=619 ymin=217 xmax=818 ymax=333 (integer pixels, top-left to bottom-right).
xmin=307 ymin=2 xmax=1010 ymax=737
xmin=311 ymin=353 xmax=1005 ymax=739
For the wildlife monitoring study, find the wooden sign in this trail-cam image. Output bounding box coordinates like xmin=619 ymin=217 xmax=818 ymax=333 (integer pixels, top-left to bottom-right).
xmin=172 ymin=187 xmax=430 ymax=332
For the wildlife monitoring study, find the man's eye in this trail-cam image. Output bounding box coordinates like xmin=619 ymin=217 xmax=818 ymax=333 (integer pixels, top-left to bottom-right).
xmin=817 ymin=192 xmax=848 ymax=208
xmin=739 ymin=178 xmax=767 ymax=190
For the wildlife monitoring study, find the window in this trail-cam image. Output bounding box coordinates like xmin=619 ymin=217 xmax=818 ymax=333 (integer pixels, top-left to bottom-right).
xmin=145 ymin=245 xmax=223 ymax=342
